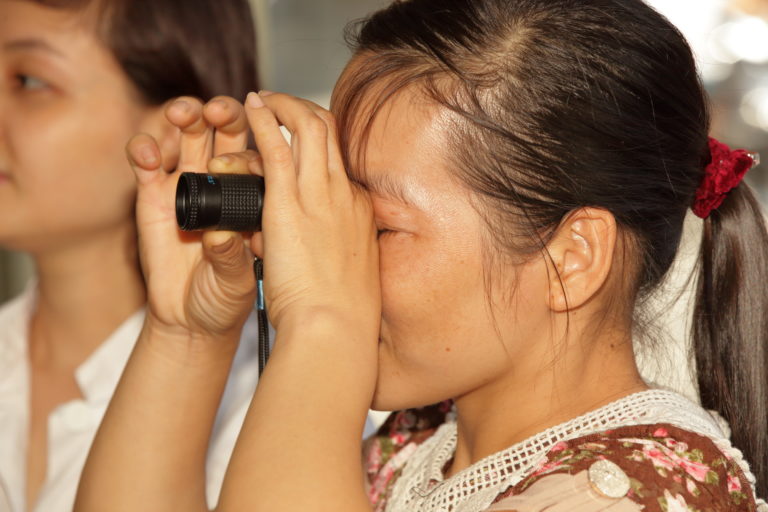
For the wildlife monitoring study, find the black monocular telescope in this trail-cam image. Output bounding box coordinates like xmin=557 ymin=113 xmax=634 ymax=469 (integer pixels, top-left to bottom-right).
xmin=175 ymin=172 xmax=265 ymax=231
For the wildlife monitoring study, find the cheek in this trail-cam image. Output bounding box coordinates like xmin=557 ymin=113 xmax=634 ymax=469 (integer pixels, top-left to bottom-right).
xmin=4 ymin=98 xmax=140 ymax=233
xmin=380 ymin=236 xmax=468 ymax=329
xmin=374 ymin=237 xmax=511 ymax=409
xmin=378 ymin=232 xmax=493 ymax=357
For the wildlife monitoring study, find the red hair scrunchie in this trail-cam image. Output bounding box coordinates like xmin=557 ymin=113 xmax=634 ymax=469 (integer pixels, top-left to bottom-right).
xmin=692 ymin=137 xmax=759 ymax=219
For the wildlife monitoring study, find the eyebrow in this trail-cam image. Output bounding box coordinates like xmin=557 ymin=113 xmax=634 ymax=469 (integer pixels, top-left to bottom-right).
xmin=4 ymin=39 xmax=65 ymax=58
xmin=351 ymin=172 xmax=418 ymax=208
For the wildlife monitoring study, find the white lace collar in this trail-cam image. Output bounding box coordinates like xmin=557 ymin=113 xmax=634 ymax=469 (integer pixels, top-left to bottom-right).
xmin=386 ymin=389 xmax=728 ymax=512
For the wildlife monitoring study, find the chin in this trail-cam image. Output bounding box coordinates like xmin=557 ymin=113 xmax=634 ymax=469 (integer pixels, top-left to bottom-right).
xmin=370 ymin=392 xmax=413 ymax=413
xmin=371 ymin=371 xmax=454 ymax=412
xmin=375 ymin=340 xmax=455 ymax=411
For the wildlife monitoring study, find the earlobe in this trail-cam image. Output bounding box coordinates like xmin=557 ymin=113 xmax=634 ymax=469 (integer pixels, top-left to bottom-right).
xmin=546 ymin=208 xmax=616 ymax=312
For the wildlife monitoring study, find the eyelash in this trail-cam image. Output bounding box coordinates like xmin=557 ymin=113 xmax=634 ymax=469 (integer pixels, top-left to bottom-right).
xmin=15 ymin=73 xmax=48 ymax=91
xmin=377 ymin=229 xmax=393 ymax=239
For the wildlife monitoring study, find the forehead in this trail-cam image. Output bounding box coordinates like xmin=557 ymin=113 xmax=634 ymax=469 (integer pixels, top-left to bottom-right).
xmin=366 ymin=90 xmax=449 ymax=172
xmin=333 ymin=65 xmax=460 ymax=200
xmin=0 ymin=0 xmax=99 ymax=36
xmin=0 ymin=1 xmax=128 ymax=87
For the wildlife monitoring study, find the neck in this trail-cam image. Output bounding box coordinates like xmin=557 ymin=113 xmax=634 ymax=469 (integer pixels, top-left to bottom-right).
xmin=28 ymin=225 xmax=146 ymax=373
xmin=448 ymin=325 xmax=647 ymax=477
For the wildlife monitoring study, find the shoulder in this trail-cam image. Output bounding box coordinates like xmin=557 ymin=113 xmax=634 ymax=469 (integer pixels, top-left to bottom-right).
xmin=363 ymin=402 xmax=452 ymax=509
xmin=491 ymin=424 xmax=759 ymax=512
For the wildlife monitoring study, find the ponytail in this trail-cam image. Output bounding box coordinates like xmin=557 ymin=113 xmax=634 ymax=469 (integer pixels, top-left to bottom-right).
xmin=693 ymin=184 xmax=768 ymax=497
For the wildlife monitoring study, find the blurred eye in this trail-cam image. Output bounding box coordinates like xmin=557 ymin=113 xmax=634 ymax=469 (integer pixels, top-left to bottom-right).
xmin=16 ymin=74 xmax=48 ymax=91
xmin=377 ymin=229 xmax=395 ymax=239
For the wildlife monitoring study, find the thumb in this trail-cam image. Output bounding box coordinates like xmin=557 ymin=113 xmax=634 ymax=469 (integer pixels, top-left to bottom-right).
xmin=202 ymin=231 xmax=253 ymax=284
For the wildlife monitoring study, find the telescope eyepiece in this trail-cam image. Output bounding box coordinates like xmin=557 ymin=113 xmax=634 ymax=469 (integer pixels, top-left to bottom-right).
xmin=175 ymin=172 xmax=264 ymax=232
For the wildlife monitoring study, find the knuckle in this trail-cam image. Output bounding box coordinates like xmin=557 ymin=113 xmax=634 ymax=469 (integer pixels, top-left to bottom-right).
xmin=317 ymin=110 xmax=337 ymax=127
xmin=324 ymin=115 xmax=338 ymax=134
xmin=267 ymin=146 xmax=294 ymax=168
xmin=250 ymin=107 xmax=276 ymax=128
xmin=302 ymin=116 xmax=328 ymax=138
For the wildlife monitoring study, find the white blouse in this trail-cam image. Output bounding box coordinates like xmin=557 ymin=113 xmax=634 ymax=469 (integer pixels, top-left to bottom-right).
xmin=0 ymin=284 xmax=261 ymax=512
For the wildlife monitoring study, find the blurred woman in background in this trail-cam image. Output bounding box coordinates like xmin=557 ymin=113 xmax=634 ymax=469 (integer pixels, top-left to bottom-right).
xmin=0 ymin=1 xmax=260 ymax=511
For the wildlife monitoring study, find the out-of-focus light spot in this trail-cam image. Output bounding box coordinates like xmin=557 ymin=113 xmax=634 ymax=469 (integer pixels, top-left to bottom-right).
xmin=709 ymin=26 xmax=741 ymax=64
xmin=741 ymin=88 xmax=768 ymax=131
xmin=645 ymin=0 xmax=725 ymax=53
xmin=644 ymin=0 xmax=734 ymax=82
xmin=710 ymin=18 xmax=768 ymax=64
xmin=700 ymin=62 xmax=735 ymax=83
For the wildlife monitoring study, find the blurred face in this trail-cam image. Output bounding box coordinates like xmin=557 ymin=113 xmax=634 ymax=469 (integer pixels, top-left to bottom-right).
xmin=341 ymin=86 xmax=553 ymax=411
xmin=0 ymin=0 xmax=154 ymax=253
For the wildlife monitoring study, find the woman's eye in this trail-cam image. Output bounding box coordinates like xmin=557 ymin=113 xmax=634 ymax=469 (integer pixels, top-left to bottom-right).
xmin=377 ymin=229 xmax=393 ymax=239
xmin=16 ymin=74 xmax=48 ymax=90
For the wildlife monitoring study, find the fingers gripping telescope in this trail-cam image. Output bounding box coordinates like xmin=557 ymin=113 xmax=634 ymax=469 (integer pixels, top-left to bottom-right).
xmin=175 ymin=173 xmax=265 ymax=231
xmin=175 ymin=172 xmax=272 ymax=373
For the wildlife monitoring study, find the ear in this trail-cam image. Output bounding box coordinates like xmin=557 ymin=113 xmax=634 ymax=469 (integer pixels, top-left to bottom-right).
xmin=136 ymin=101 xmax=180 ymax=172
xmin=544 ymin=207 xmax=617 ymax=312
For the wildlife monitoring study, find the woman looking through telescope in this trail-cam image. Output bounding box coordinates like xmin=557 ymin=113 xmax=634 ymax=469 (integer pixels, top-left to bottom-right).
xmin=77 ymin=0 xmax=767 ymax=510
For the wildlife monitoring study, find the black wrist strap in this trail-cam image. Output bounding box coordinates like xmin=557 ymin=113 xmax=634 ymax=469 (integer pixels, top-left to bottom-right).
xmin=254 ymin=257 xmax=270 ymax=376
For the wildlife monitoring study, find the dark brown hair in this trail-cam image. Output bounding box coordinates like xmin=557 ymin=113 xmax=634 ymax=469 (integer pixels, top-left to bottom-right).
xmin=33 ymin=0 xmax=259 ymax=104
xmin=336 ymin=0 xmax=768 ymax=497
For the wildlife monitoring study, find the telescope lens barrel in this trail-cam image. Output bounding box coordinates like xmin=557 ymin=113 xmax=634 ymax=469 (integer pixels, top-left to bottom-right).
xmin=175 ymin=172 xmax=265 ymax=231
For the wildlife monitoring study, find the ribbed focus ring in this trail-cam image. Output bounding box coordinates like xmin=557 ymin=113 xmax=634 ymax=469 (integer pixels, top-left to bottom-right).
xmin=219 ymin=174 xmax=263 ymax=231
xmin=185 ymin=173 xmax=201 ymax=230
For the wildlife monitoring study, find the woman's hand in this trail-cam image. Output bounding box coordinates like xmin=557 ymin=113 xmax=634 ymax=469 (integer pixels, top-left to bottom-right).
xmin=76 ymin=96 xmax=260 ymax=512
xmin=127 ymin=96 xmax=257 ymax=341
xmin=244 ymin=91 xmax=381 ymax=337
xmin=214 ymin=91 xmax=379 ymax=512
xmin=78 ymin=92 xmax=380 ymax=512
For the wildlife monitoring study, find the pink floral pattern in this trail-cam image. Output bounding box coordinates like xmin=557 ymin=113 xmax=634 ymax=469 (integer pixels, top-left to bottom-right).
xmin=364 ymin=402 xmax=451 ymax=511
xmin=508 ymin=424 xmax=757 ymax=511
xmin=364 ymin=409 xmax=759 ymax=512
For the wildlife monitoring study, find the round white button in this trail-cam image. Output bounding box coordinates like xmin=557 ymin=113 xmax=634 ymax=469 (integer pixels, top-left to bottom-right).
xmin=588 ymin=459 xmax=631 ymax=499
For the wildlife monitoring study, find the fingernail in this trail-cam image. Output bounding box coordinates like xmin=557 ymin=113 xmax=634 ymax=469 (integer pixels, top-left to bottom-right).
xmin=211 ymin=155 xmax=233 ymax=169
xmin=210 ymin=98 xmax=228 ymax=110
xmin=139 ymin=145 xmax=158 ymax=167
xmin=258 ymin=90 xmax=276 ymax=97
xmin=173 ymin=100 xmax=193 ymax=115
xmin=246 ymin=91 xmax=264 ymax=109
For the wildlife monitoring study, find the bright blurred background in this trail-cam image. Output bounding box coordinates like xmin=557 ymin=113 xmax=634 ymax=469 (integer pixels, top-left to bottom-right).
xmin=1 ymin=0 xmax=767 ymax=304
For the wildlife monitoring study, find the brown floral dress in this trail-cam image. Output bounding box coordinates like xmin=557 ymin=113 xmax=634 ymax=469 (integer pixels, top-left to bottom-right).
xmin=364 ymin=403 xmax=761 ymax=512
